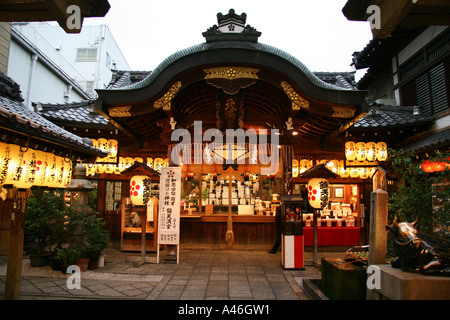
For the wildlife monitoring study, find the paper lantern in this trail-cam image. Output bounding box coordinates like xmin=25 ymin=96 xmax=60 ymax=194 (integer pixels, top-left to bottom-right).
xmin=307 ymin=178 xmax=329 ymax=209
xmin=327 ymin=159 xmax=340 ymax=174
xmin=376 ymin=142 xmax=388 ymax=161
xmin=130 ymin=175 xmax=152 ymax=206
xmin=0 ymin=142 xmax=11 ymax=185
xmin=340 ymin=167 xmax=350 ymax=178
xmin=3 ymin=144 xmax=26 ymax=187
xmin=60 ymin=158 xmax=72 ymax=188
xmin=52 ymin=156 xmax=65 ymax=188
xmin=299 ymin=159 xmax=312 ymax=173
xmin=359 ymin=167 xmax=369 ymax=179
xmin=108 ymin=139 xmax=118 ymax=158
xmin=134 ymin=157 xmax=144 ymax=163
xmin=350 ymin=167 xmax=360 ymax=178
xmin=21 ymin=148 xmax=38 ymax=188
xmin=365 ymin=142 xmax=377 ymax=162
xmin=154 ymin=158 xmax=164 ymax=171
xmin=146 ymin=157 xmax=153 ymax=168
xmin=345 ymin=141 xmax=356 ymax=161
xmin=44 ymin=154 xmax=58 ymax=187
xmin=355 ymin=142 xmax=366 ymax=161
xmin=34 ymin=150 xmax=48 ymax=186
xmin=292 ymin=159 xmax=299 ymax=178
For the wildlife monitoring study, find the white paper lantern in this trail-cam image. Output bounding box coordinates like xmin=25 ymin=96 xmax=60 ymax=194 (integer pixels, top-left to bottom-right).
xmin=365 ymin=142 xmax=377 ymax=162
xmin=376 ymin=142 xmax=388 ymax=161
xmin=0 ymin=142 xmax=11 ymax=185
xmin=345 ymin=141 xmax=356 ymax=161
xmin=34 ymin=150 xmax=48 ymax=186
xmin=44 ymin=154 xmax=58 ymax=187
xmin=61 ymin=158 xmax=72 ymax=188
xmin=355 ymin=142 xmax=366 ymax=162
xmin=130 ymin=175 xmax=152 ymax=206
xmin=107 ymin=139 xmax=118 ymax=158
xmin=307 ymin=178 xmax=329 ymax=209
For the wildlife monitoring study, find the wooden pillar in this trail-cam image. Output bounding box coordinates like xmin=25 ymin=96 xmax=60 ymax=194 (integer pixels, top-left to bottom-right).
xmin=4 ymin=189 xmax=28 ymax=300
xmin=368 ymin=189 xmax=389 ymax=265
xmin=282 ymin=146 xmax=293 ymax=195
xmin=226 ymin=167 xmax=234 ymax=248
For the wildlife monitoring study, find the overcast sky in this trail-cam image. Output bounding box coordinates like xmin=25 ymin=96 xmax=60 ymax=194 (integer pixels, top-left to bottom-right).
xmin=84 ymin=0 xmax=373 ymax=79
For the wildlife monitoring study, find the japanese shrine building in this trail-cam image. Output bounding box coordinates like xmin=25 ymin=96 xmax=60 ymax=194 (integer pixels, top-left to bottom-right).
xmin=39 ymin=9 xmax=435 ymax=250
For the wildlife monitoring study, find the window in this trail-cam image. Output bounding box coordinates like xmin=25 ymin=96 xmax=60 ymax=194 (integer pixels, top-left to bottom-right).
xmin=398 ymin=30 xmax=450 ymax=116
xmin=76 ymin=48 xmax=98 ymax=61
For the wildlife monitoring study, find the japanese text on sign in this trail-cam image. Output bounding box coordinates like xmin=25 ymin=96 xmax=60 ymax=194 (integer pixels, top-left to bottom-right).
xmin=158 ymin=167 xmax=181 ymax=245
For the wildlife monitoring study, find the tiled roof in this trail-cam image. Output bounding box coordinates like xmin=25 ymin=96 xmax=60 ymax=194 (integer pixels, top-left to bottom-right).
xmin=313 ymin=72 xmax=357 ymax=90
xmin=402 ymin=129 xmax=450 ymax=152
xmin=107 ymin=70 xmax=151 ymax=89
xmin=0 ymin=72 xmax=107 ymax=158
xmin=352 ymin=104 xmax=434 ymax=130
xmin=36 ymin=100 xmax=112 ymax=128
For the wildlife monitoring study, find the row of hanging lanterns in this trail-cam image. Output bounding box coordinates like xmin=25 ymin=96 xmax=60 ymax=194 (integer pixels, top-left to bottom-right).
xmin=84 ymin=156 xmax=169 ymax=176
xmin=292 ymin=159 xmax=376 ymax=179
xmin=345 ymin=141 xmax=388 ymax=162
xmin=91 ymin=138 xmax=119 ymax=160
xmin=0 ymin=142 xmax=72 ymax=189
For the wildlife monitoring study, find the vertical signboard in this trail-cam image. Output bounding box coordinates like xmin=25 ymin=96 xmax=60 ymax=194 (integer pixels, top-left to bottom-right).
xmin=157 ymin=167 xmax=181 ymax=262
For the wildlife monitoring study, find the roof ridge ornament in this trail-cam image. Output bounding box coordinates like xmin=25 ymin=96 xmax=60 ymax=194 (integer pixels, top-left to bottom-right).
xmin=202 ymin=9 xmax=261 ymax=43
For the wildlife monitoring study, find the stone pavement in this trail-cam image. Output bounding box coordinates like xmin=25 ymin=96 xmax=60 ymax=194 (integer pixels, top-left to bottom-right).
xmin=0 ymin=247 xmax=343 ymax=301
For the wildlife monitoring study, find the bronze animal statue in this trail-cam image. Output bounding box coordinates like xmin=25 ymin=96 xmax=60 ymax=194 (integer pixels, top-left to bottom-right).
xmin=386 ymin=217 xmax=450 ymax=276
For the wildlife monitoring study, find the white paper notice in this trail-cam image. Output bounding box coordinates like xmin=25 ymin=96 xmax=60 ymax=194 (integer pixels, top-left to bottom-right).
xmin=158 ymin=167 xmax=181 ymax=245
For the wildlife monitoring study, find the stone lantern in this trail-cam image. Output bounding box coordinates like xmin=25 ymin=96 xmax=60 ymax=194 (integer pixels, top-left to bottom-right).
xmin=67 ymin=163 xmax=94 ymax=209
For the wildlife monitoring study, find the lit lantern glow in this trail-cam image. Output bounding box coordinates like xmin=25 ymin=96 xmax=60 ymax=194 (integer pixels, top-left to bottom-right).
xmin=61 ymin=158 xmax=72 ymax=188
xmin=21 ymin=148 xmax=37 ymax=188
xmin=365 ymin=142 xmax=377 ymax=162
xmin=345 ymin=141 xmax=356 ymax=161
xmin=108 ymin=139 xmax=118 ymax=158
xmin=376 ymin=142 xmax=388 ymax=161
xmin=146 ymin=157 xmax=153 ymax=168
xmin=359 ymin=167 xmax=369 ymax=179
xmin=0 ymin=142 xmax=11 ymax=185
xmin=327 ymin=159 xmax=340 ymax=174
xmin=130 ymin=175 xmax=152 ymax=206
xmin=307 ymin=178 xmax=329 ymax=209
xmin=421 ymin=158 xmax=450 ymax=173
xmin=299 ymin=159 xmax=312 ymax=173
xmin=4 ymin=144 xmax=26 ymax=187
xmin=154 ymin=158 xmax=164 ymax=171
xmin=45 ymin=154 xmax=57 ymax=187
xmin=355 ymin=142 xmax=366 ymax=161
xmin=292 ymin=159 xmax=299 ymax=178
xmin=34 ymin=150 xmax=48 ymax=186
xmin=350 ymin=167 xmax=360 ymax=178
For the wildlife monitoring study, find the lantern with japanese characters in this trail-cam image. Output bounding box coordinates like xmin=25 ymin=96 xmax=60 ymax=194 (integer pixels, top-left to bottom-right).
xmin=345 ymin=141 xmax=356 ymax=161
xmin=365 ymin=142 xmax=377 ymax=162
xmin=130 ymin=175 xmax=152 ymax=206
xmin=0 ymin=142 xmax=11 ymax=185
xmin=3 ymin=144 xmax=26 ymax=187
xmin=376 ymin=142 xmax=388 ymax=161
xmin=355 ymin=142 xmax=366 ymax=161
xmin=108 ymin=139 xmax=118 ymax=158
xmin=307 ymin=178 xmax=329 ymax=209
xmin=34 ymin=150 xmax=48 ymax=186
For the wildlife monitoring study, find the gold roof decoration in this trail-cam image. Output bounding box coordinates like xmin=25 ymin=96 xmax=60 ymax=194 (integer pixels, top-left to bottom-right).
xmin=153 ymin=81 xmax=182 ymax=110
xmin=204 ymin=67 xmax=259 ymax=80
xmin=108 ymin=106 xmax=132 ymax=117
xmin=281 ymin=81 xmax=310 ymax=110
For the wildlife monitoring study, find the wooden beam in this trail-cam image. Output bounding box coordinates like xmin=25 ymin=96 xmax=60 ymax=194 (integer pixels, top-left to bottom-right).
xmin=372 ymin=0 xmax=415 ymax=39
xmin=4 ymin=189 xmax=27 ymax=300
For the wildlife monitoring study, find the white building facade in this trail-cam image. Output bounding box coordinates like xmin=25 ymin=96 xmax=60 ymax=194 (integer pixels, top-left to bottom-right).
xmin=7 ymin=22 xmax=130 ymax=109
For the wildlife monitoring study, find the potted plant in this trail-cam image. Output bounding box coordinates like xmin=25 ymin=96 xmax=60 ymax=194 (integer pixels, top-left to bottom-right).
xmin=25 ymin=188 xmax=65 ymax=266
xmin=54 ymin=243 xmax=80 ymax=273
xmin=82 ymin=214 xmax=110 ymax=270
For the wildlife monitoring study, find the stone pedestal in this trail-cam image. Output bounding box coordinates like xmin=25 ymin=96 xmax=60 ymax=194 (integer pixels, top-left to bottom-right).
xmin=368 ymin=265 xmax=450 ymax=300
